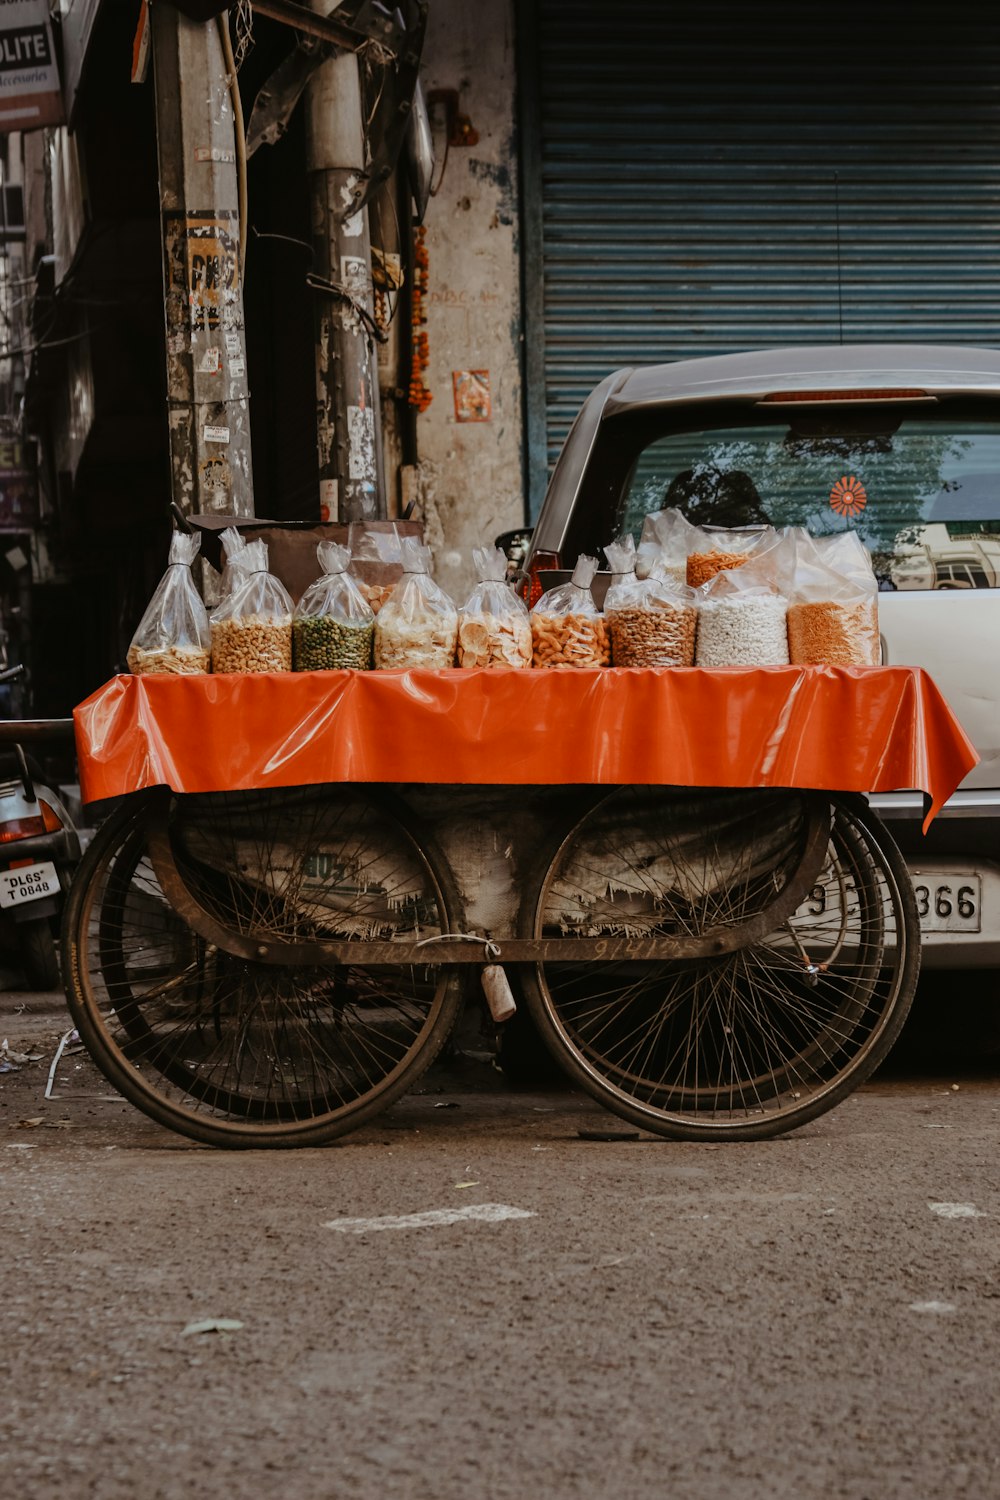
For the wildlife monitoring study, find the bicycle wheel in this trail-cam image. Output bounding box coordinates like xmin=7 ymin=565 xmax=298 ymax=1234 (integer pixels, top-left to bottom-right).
xmin=520 ymin=788 xmax=919 ymax=1139
xmin=62 ymin=786 xmax=463 ymax=1147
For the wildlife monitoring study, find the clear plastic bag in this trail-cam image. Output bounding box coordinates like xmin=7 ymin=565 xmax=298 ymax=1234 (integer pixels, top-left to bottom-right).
xmin=685 ymin=524 xmax=775 ymax=588
xmin=606 ymin=553 xmax=699 ymax=668
xmin=219 ymin=525 xmax=249 ymax=598
xmin=210 ymin=539 xmax=294 ymax=673
xmin=374 ymin=536 xmax=458 ymax=668
xmin=127 ymin=532 xmax=211 ymax=675
xmin=635 ymin=507 xmax=695 ymax=584
xmin=531 ymin=554 xmax=609 ymax=668
xmin=293 ymin=541 xmax=375 ymax=671
xmin=695 ymin=561 xmax=790 ymax=667
xmin=457 ymin=546 xmax=532 ymax=668
xmin=787 ymin=531 xmax=880 ymax=666
xmin=348 ymin=522 xmax=405 ymax=614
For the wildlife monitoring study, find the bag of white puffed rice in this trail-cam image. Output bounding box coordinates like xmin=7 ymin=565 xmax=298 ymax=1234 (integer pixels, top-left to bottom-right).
xmin=456 ymin=547 xmax=532 ymax=668
xmin=531 ymin=554 xmax=610 ymax=668
xmin=218 ymin=525 xmax=249 ymax=598
xmin=605 ymin=539 xmax=698 ymax=668
xmin=210 ymin=539 xmax=293 ymax=673
xmin=635 ymin=507 xmax=696 ymax=584
xmin=127 ymin=532 xmax=211 ymax=676
xmin=695 ymin=560 xmax=790 ymax=667
xmin=787 ymin=531 xmax=879 ymax=666
xmin=374 ymin=536 xmax=458 ymax=668
xmin=293 ymin=542 xmax=374 ymax=672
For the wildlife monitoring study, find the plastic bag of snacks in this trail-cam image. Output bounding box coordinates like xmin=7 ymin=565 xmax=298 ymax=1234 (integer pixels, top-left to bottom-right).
xmin=695 ymin=560 xmax=790 ymax=667
xmin=375 ymin=536 xmax=458 ymax=668
xmin=685 ymin=523 xmax=775 ymax=588
xmin=348 ymin=522 xmax=406 ymax=614
xmin=531 ymin=554 xmax=610 ymax=668
xmin=605 ymin=544 xmax=698 ymax=667
xmin=635 ymin=507 xmax=695 ymax=584
xmin=218 ymin=525 xmax=249 ymax=598
xmin=293 ymin=542 xmax=374 ymax=670
xmin=127 ymin=532 xmax=211 ymax=675
xmin=787 ymin=531 xmax=880 ymax=666
xmin=457 ymin=546 xmax=532 ymax=668
xmin=210 ymin=539 xmax=293 ymax=672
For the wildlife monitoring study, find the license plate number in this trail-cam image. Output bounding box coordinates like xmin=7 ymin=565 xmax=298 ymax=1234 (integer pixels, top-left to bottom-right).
xmin=0 ymin=861 xmax=58 ymax=909
xmin=911 ymin=872 xmax=982 ymax=933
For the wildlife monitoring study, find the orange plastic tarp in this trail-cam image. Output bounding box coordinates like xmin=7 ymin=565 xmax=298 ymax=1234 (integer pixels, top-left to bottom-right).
xmin=74 ymin=666 xmax=978 ymax=830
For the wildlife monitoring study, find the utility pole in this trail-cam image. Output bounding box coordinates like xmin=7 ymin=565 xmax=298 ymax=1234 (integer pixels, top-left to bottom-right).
xmin=151 ymin=4 xmax=253 ymax=521
xmin=304 ymin=18 xmax=384 ymax=522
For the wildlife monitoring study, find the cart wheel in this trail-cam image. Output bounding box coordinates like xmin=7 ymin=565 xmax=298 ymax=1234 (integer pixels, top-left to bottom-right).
xmin=520 ymin=788 xmax=919 ymax=1140
xmin=61 ymin=787 xmax=463 ymax=1148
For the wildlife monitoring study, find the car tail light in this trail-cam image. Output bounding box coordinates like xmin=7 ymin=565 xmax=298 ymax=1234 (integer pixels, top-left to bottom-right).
xmin=758 ymin=388 xmax=932 ymax=404
xmin=39 ymin=800 xmax=64 ymax=834
xmin=521 ymin=550 xmax=561 ymax=607
xmin=0 ymin=815 xmax=46 ymax=842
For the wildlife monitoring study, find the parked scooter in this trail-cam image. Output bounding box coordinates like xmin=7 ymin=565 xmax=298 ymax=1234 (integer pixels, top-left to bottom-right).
xmin=0 ymin=667 xmax=80 ymax=989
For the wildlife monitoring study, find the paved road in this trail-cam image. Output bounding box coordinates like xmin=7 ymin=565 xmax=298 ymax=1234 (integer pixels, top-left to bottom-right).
xmin=1 ymin=991 xmax=998 ymax=1500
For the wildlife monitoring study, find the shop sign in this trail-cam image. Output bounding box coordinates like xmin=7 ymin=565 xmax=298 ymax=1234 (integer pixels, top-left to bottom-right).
xmin=0 ymin=438 xmax=37 ymax=529
xmin=0 ymin=0 xmax=65 ymax=133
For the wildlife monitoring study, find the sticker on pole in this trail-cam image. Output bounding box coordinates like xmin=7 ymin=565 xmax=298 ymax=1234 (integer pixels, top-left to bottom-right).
xmin=203 ymin=425 xmax=231 ymax=445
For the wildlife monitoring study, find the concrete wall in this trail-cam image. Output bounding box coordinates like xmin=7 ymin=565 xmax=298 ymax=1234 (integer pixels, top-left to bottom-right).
xmin=415 ymin=0 xmax=524 ymax=602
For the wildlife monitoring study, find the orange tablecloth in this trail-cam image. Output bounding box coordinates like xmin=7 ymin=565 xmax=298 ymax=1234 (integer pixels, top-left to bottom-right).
xmin=74 ymin=666 xmax=978 ymax=829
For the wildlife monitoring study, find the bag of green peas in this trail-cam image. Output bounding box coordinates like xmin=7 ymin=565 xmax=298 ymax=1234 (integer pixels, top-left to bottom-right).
xmin=293 ymin=542 xmax=375 ymax=671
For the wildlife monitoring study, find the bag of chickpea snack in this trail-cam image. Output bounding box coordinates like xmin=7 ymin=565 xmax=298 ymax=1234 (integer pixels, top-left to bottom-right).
xmin=210 ymin=539 xmax=293 ymax=673
xmin=605 ymin=538 xmax=698 ymax=668
xmin=293 ymin=542 xmax=374 ymax=671
xmin=374 ymin=536 xmax=458 ymax=668
xmin=127 ymin=531 xmax=211 ymax=675
xmin=531 ymin=554 xmax=610 ymax=668
xmin=456 ymin=547 xmax=532 ymax=668
xmin=635 ymin=507 xmax=695 ymax=584
xmin=787 ymin=531 xmax=880 ymax=666
xmin=695 ymin=558 xmax=790 ymax=668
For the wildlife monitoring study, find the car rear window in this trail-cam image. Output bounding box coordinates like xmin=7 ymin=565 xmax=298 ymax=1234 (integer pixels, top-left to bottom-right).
xmin=616 ymin=411 xmax=1000 ymax=589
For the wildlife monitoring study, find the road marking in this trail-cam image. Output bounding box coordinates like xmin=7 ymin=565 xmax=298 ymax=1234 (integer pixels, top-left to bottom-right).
xmin=928 ymin=1201 xmax=985 ymax=1219
xmin=910 ymin=1301 xmax=957 ymax=1314
xmin=323 ymin=1203 xmax=536 ymax=1234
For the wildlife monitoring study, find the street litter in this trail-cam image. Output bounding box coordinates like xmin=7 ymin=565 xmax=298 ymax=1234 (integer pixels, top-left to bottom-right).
xmin=181 ymin=1318 xmax=244 ymax=1337
xmin=453 ymin=1180 xmax=479 ymax=1188
xmin=45 ymin=1027 xmax=80 ymax=1100
xmin=928 ymin=1202 xmax=985 ymax=1219
xmin=433 ymin=1101 xmax=459 ymax=1109
xmin=324 ymin=1203 xmax=535 ymax=1234
xmin=910 ymin=1300 xmax=957 ymax=1314
xmin=2 ymin=1040 xmax=40 ymax=1066
xmin=14 ymin=1118 xmax=44 ymax=1129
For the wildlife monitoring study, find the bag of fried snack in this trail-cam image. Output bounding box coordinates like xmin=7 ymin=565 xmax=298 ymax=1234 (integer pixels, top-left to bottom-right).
xmin=374 ymin=536 xmax=458 ymax=668
xmin=347 ymin=521 xmax=405 ymax=614
xmin=685 ymin=523 xmax=776 ymax=588
xmin=210 ymin=539 xmax=294 ymax=673
xmin=635 ymin=507 xmax=695 ymax=584
xmin=530 ymin=554 xmax=610 ymax=668
xmin=605 ymin=534 xmax=698 ymax=667
xmin=127 ymin=531 xmax=211 ymax=675
xmin=456 ymin=546 xmax=532 ymax=668
xmin=787 ymin=531 xmax=880 ymax=665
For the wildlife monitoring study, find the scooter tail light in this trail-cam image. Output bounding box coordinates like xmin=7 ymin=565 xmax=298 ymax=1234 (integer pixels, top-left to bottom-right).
xmin=0 ymin=816 xmax=46 ymax=842
xmin=522 ymin=550 xmax=561 ymax=608
xmin=39 ymin=800 xmax=64 ymax=834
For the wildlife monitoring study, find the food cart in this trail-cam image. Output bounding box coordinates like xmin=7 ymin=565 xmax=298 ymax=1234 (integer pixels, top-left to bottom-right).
xmin=65 ymin=663 xmax=977 ymax=1148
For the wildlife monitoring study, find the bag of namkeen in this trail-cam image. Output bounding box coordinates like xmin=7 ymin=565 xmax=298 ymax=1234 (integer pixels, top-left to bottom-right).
xmin=635 ymin=507 xmax=695 ymax=584
xmin=210 ymin=539 xmax=293 ymax=673
xmin=684 ymin=523 xmax=777 ymax=588
xmin=787 ymin=531 xmax=880 ymax=666
xmin=531 ymin=554 xmax=610 ymax=668
xmin=695 ymin=555 xmax=790 ymax=667
xmin=374 ymin=536 xmax=458 ymax=668
xmin=605 ymin=534 xmax=698 ymax=667
xmin=127 ymin=531 xmax=211 ymax=675
xmin=457 ymin=546 xmax=532 ymax=668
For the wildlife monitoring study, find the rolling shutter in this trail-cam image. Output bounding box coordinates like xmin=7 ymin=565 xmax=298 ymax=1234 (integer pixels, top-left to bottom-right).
xmin=532 ymin=1 xmax=1000 ymax=476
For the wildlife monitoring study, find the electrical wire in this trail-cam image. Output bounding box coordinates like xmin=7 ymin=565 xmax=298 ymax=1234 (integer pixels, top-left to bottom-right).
xmin=217 ymin=13 xmax=249 ymax=286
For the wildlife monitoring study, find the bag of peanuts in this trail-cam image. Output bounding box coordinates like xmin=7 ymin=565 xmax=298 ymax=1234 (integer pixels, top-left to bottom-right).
xmin=695 ymin=559 xmax=790 ymax=667
xmin=293 ymin=542 xmax=374 ymax=671
xmin=635 ymin=507 xmax=695 ymax=584
xmin=605 ymin=541 xmax=698 ymax=667
xmin=685 ymin=523 xmax=776 ymax=588
xmin=127 ymin=531 xmax=212 ymax=675
xmin=787 ymin=531 xmax=880 ymax=666
xmin=374 ymin=536 xmax=458 ymax=668
xmin=457 ymin=547 xmax=532 ymax=668
xmin=218 ymin=525 xmax=249 ymax=598
xmin=210 ymin=539 xmax=294 ymax=673
xmin=531 ymin=555 xmax=610 ymax=668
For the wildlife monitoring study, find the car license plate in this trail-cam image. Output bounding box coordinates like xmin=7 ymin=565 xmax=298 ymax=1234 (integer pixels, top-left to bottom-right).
xmin=0 ymin=861 xmax=59 ymax=909
xmin=911 ymin=871 xmax=982 ymax=933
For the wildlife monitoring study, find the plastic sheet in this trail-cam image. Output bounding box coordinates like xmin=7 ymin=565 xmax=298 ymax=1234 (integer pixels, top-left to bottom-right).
xmin=74 ymin=666 xmax=978 ymax=831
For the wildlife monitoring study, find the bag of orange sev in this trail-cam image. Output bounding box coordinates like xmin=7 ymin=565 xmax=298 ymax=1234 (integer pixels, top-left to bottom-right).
xmin=530 ymin=554 xmax=609 ymax=668
xmin=457 ymin=547 xmax=532 ymax=667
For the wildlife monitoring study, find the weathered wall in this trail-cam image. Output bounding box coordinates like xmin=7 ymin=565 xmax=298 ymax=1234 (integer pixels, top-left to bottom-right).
xmin=415 ymin=0 xmax=524 ymax=601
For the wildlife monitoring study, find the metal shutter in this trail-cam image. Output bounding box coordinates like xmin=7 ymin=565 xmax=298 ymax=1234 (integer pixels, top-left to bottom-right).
xmin=529 ymin=1 xmax=1000 ymax=485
